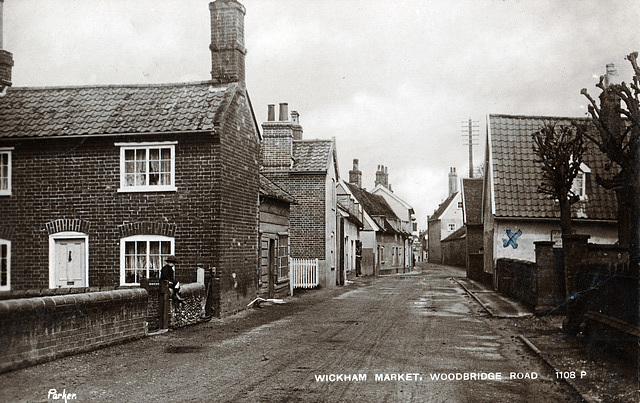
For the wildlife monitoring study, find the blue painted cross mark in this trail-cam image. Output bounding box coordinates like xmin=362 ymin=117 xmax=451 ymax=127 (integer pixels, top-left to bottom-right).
xmin=502 ymin=229 xmax=522 ymax=249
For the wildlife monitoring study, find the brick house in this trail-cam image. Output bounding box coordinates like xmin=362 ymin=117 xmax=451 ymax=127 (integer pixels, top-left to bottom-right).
xmin=0 ymin=0 xmax=261 ymax=317
xmin=482 ymin=114 xmax=618 ymax=287
xmin=340 ymin=166 xmax=409 ymax=276
xmin=427 ymin=168 xmax=463 ymax=264
xmin=259 ymin=174 xmax=295 ymax=299
xmin=260 ymin=104 xmax=339 ymax=288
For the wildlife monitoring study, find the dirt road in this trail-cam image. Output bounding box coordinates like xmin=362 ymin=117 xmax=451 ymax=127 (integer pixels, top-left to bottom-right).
xmin=0 ymin=264 xmax=578 ymax=402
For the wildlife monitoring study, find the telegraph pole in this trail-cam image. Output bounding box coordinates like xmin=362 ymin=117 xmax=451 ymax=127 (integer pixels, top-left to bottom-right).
xmin=462 ymin=118 xmax=479 ymax=178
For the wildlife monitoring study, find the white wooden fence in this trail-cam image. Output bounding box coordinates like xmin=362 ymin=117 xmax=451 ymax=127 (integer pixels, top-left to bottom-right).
xmin=289 ymin=258 xmax=319 ymax=293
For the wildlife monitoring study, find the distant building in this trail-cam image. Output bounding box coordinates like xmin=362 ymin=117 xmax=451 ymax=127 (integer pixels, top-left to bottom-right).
xmin=371 ymin=164 xmax=417 ymax=268
xmin=427 ymin=167 xmax=463 ymax=263
xmin=340 ymin=160 xmax=411 ymax=275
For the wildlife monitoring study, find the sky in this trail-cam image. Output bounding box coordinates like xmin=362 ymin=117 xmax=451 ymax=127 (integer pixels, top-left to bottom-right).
xmin=3 ymin=0 xmax=639 ymax=229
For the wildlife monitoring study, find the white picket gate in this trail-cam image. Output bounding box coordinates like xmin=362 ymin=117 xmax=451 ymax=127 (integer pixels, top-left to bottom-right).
xmin=289 ymin=258 xmax=319 ymax=292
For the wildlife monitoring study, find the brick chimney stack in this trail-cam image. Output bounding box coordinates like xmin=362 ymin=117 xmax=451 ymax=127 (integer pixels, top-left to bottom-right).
xmin=375 ymin=165 xmax=389 ymax=188
xmin=291 ymin=111 xmax=303 ymax=140
xmin=209 ymin=0 xmax=246 ymax=85
xmin=600 ymin=63 xmax=622 ymax=153
xmin=261 ymin=102 xmax=298 ymax=170
xmin=448 ymin=167 xmax=458 ymax=196
xmin=349 ymin=159 xmax=362 ymax=188
xmin=0 ymin=0 xmax=14 ymax=89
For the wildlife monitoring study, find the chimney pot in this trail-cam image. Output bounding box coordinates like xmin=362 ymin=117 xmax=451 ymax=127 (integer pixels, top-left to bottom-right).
xmin=291 ymin=110 xmax=299 ymax=124
xmin=267 ymin=104 xmax=275 ymax=121
xmin=279 ymin=103 xmax=288 ymax=121
xmin=604 ymin=63 xmax=618 ymax=88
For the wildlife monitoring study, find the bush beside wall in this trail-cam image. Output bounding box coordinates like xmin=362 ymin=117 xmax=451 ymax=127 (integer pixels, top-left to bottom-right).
xmin=169 ymin=283 xmax=206 ymax=329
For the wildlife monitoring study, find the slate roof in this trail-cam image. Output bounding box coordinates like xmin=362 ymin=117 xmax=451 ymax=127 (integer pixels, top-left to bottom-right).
xmin=291 ymin=139 xmax=333 ymax=172
xmin=428 ymin=192 xmax=458 ymax=222
xmin=345 ymin=182 xmax=403 ymax=234
xmin=488 ymin=114 xmax=617 ymax=220
xmin=0 ymin=81 xmax=239 ymax=138
xmin=260 ymin=174 xmax=296 ymax=204
xmin=462 ymin=178 xmax=483 ymax=226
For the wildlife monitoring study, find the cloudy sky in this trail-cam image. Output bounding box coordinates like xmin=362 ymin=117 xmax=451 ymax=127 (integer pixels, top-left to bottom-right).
xmin=3 ymin=0 xmax=639 ymax=228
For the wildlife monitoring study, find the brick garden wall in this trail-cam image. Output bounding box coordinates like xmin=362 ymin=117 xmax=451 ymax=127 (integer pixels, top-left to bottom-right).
xmin=0 ymin=288 xmax=147 ymax=374
xmin=442 ymin=236 xmax=466 ymax=267
xmin=496 ymin=258 xmax=537 ymax=308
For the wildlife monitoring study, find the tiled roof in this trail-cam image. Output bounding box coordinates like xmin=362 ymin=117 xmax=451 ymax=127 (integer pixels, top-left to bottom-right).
xmin=442 ymin=226 xmax=466 ymax=242
xmin=429 ymin=192 xmax=458 ymax=222
xmin=345 ymin=182 xmax=399 ymax=219
xmin=489 ymin=114 xmax=617 ymax=220
xmin=345 ymin=182 xmax=404 ymax=235
xmin=0 ymin=81 xmax=238 ymax=138
xmin=292 ymin=140 xmax=333 ymax=172
xmin=337 ymin=201 xmax=364 ymax=228
xmin=462 ymin=178 xmax=483 ymax=225
xmin=260 ymin=174 xmax=296 ymax=204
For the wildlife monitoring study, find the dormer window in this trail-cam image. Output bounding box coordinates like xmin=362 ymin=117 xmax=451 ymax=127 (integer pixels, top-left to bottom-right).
xmin=117 ymin=142 xmax=177 ymax=192
xmin=570 ymin=162 xmax=590 ymax=201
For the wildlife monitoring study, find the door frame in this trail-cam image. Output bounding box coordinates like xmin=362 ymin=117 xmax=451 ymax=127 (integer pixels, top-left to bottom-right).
xmin=49 ymin=231 xmax=89 ymax=288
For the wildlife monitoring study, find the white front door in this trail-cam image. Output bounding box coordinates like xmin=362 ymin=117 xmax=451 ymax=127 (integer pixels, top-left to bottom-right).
xmin=54 ymin=239 xmax=86 ymax=287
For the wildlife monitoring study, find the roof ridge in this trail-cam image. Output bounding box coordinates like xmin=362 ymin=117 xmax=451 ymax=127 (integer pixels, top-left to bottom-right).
xmin=7 ymin=80 xmax=229 ymax=91
xmin=489 ymin=113 xmax=590 ymax=121
xmin=293 ymin=138 xmax=332 ymax=143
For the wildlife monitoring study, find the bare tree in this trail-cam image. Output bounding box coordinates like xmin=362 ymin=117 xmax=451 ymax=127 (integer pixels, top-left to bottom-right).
xmin=532 ymin=123 xmax=586 ymax=237
xmin=580 ymin=52 xmax=640 ymax=265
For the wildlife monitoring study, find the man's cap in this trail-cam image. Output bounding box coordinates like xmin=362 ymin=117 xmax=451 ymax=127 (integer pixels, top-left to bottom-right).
xmin=166 ymin=255 xmax=179 ymax=263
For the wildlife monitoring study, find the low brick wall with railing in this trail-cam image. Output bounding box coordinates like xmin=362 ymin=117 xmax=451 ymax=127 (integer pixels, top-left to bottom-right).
xmin=0 ymin=288 xmax=148 ymax=374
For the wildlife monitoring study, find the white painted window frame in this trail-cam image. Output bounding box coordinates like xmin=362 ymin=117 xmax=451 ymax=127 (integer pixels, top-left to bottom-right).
xmin=120 ymin=235 xmax=175 ymax=286
xmin=0 ymin=147 xmax=13 ymax=196
xmin=48 ymin=231 xmax=90 ymax=289
xmin=116 ymin=141 xmax=177 ymax=193
xmin=0 ymin=239 xmax=10 ymax=291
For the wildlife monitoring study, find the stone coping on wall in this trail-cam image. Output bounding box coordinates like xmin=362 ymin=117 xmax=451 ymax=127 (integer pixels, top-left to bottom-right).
xmin=0 ymin=288 xmax=148 ymax=312
xmin=0 ymin=286 xmax=143 ymax=301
